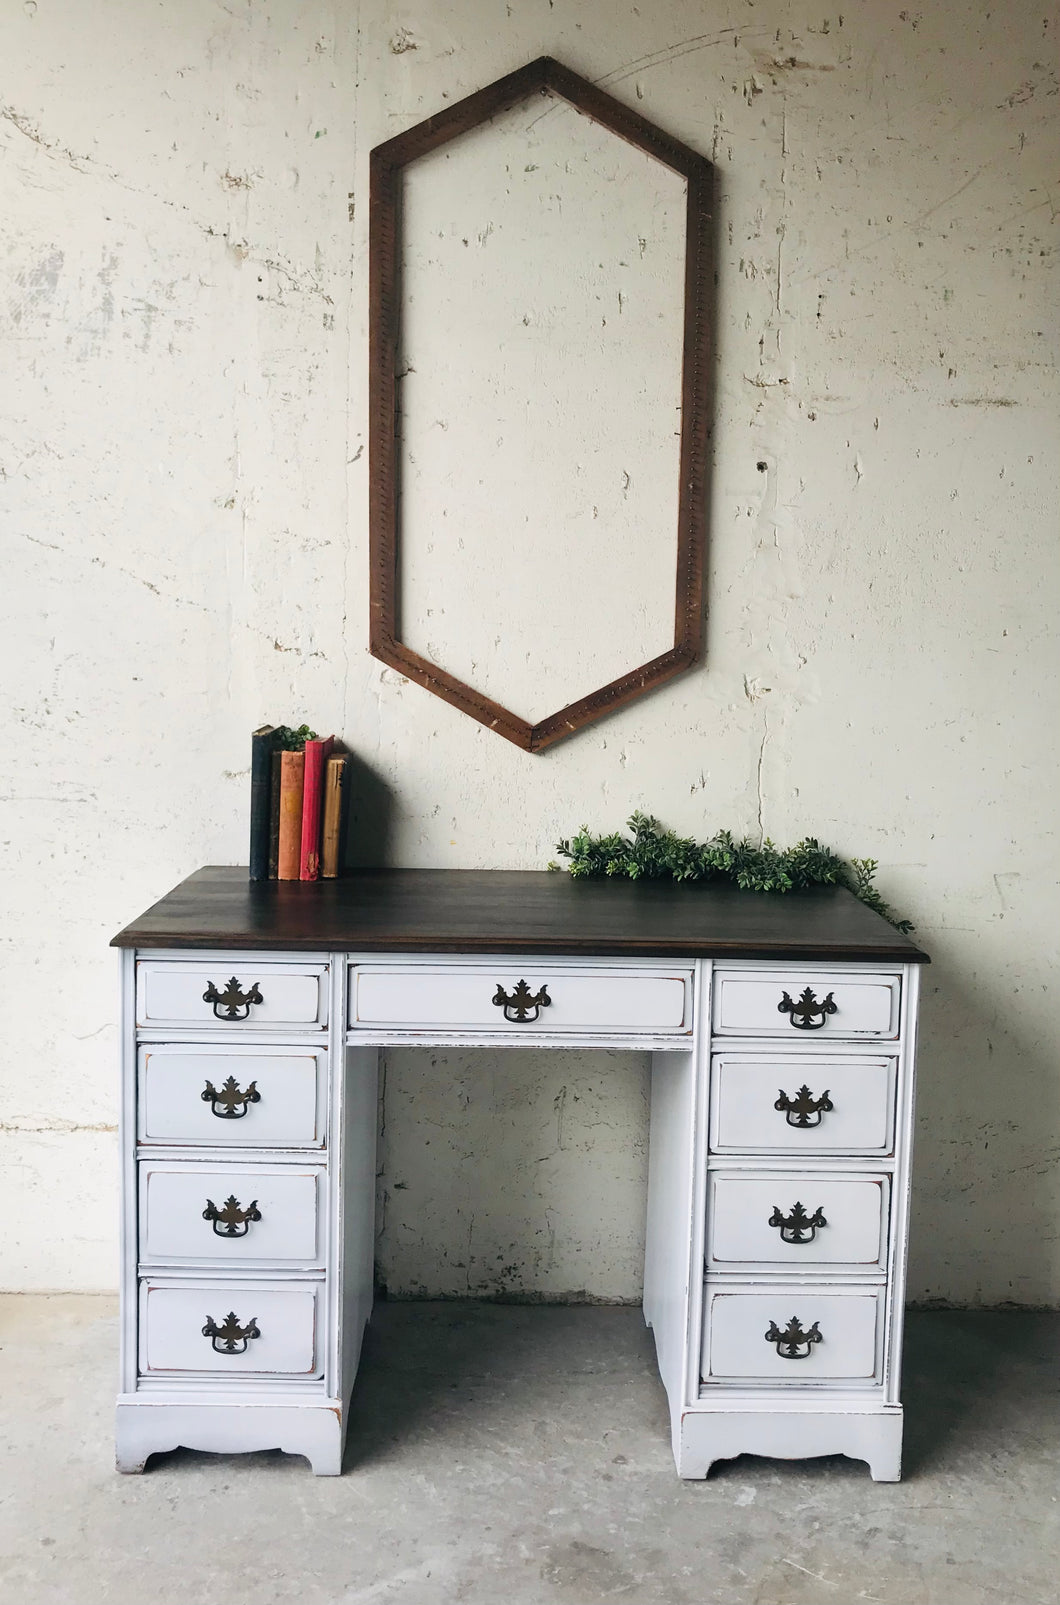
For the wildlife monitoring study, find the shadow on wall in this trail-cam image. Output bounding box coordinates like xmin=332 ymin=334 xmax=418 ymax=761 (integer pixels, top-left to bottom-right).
xmin=909 ymin=952 xmax=1060 ymax=1310
xmin=343 ymin=752 xmax=395 ymax=869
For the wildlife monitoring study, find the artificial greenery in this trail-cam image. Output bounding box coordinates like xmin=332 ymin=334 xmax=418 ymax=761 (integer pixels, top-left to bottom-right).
xmin=273 ymin=724 xmax=318 ymax=751
xmin=551 ymin=812 xmax=913 ymax=932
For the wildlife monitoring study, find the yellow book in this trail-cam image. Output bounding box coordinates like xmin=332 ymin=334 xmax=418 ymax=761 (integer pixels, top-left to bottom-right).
xmin=321 ymin=752 xmax=349 ymax=878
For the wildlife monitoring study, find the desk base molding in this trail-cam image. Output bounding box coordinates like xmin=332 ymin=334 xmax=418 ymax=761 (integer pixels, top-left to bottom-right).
xmin=115 ymin=1399 xmax=347 ymax=1476
xmin=673 ymin=1404 xmax=904 ymax=1482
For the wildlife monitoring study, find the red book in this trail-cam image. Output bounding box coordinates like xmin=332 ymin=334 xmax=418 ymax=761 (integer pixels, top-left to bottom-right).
xmin=299 ymin=735 xmax=334 ymax=880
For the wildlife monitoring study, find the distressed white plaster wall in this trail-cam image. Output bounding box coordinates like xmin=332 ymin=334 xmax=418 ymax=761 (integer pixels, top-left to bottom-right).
xmin=1 ymin=0 xmax=1057 ymax=1304
xmin=377 ymin=1049 xmax=649 ymax=1301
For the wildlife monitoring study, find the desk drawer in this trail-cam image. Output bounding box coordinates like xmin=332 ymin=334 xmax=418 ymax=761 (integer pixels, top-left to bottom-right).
xmin=712 ymin=970 xmax=900 ymax=1040
xmin=710 ymin=1053 xmax=896 ymax=1155
xmin=138 ymin=1045 xmax=327 ymax=1147
xmin=136 ymin=962 xmax=328 ymax=1033
xmin=349 ymin=964 xmax=693 ymax=1038
xmin=706 ymin=1173 xmax=888 ymax=1272
xmin=702 ymin=1286 xmax=883 ymax=1384
xmin=139 ymin=1279 xmax=323 ymax=1378
xmin=139 ymin=1162 xmax=324 ymax=1268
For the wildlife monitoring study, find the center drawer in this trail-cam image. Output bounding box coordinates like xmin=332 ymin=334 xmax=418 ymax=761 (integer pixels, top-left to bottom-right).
xmin=349 ymin=964 xmax=693 ymax=1038
xmin=139 ymin=1162 xmax=325 ymax=1268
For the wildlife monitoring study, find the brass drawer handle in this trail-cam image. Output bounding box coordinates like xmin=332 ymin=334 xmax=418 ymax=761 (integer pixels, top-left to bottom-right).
xmin=203 ymin=976 xmax=264 ymax=1021
xmin=775 ymin=1085 xmax=833 ymax=1127
xmin=202 ymin=1311 xmax=261 ymax=1354
xmin=765 ymin=1316 xmax=822 ymax=1359
xmin=778 ymin=987 xmax=836 ymax=1030
xmin=768 ymin=1201 xmax=827 ymax=1244
xmin=492 ymin=980 xmax=552 ymax=1023
xmin=203 ymin=1194 xmax=262 ymax=1238
xmin=202 ymin=1076 xmax=261 ymax=1119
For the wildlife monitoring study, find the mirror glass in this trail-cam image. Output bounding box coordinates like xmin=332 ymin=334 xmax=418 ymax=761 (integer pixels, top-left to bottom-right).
xmin=396 ymin=93 xmax=688 ymax=727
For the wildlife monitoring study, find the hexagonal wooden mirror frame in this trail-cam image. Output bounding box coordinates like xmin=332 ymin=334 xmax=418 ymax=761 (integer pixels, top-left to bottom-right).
xmin=369 ymin=56 xmax=713 ymax=753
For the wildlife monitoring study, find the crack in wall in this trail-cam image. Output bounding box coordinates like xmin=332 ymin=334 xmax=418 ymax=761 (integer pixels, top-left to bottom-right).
xmin=3 ymin=104 xmax=332 ymax=307
xmin=0 ymin=1121 xmax=116 ymax=1135
xmin=1 ymin=105 xmax=92 ymax=170
xmin=755 ymin=714 xmax=769 ymax=846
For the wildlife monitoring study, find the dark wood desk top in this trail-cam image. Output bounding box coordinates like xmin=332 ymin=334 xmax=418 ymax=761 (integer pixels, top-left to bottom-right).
xmin=112 ymin=867 xmax=929 ymax=962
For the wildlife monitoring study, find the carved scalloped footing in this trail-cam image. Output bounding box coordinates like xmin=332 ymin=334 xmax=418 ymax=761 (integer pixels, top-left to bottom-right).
xmin=115 ymin=1402 xmax=346 ymax=1476
xmin=674 ymin=1406 xmax=903 ymax=1482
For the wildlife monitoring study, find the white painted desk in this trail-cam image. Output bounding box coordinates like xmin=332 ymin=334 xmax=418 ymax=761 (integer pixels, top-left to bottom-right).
xmin=112 ymin=868 xmax=927 ymax=1479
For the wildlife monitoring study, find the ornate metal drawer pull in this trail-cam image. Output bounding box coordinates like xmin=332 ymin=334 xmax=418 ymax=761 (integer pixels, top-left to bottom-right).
xmin=203 ymin=1194 xmax=262 ymax=1238
xmin=775 ymin=1084 xmax=834 ymax=1127
xmin=765 ymin=1316 xmax=823 ymax=1359
xmin=203 ymin=976 xmax=264 ymax=1021
xmin=202 ymin=1311 xmax=261 ymax=1354
xmin=778 ymin=986 xmax=837 ymax=1031
xmin=492 ymin=979 xmax=552 ymax=1023
xmin=202 ymin=1076 xmax=261 ymax=1119
xmin=768 ymin=1201 xmax=827 ymax=1244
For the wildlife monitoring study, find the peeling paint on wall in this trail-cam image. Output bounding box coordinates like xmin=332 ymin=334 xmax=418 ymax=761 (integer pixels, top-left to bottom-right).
xmin=376 ymin=1049 xmax=650 ymax=1301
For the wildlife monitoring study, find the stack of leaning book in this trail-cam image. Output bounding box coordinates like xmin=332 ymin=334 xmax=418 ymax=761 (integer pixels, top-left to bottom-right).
xmin=248 ymin=724 xmax=350 ymax=882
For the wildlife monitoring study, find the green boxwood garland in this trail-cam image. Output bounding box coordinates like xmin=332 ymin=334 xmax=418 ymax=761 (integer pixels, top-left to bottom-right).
xmin=551 ymin=812 xmax=913 ymax=932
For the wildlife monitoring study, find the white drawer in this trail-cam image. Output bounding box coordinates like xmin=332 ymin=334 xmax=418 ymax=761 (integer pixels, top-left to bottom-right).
xmin=712 ymin=970 xmax=901 ymax=1040
xmin=709 ymin=1053 xmax=896 ymax=1155
xmin=139 ymin=1162 xmax=325 ymax=1268
xmin=706 ymin=1173 xmax=888 ymax=1272
xmin=139 ymin=1279 xmax=323 ymax=1378
xmin=701 ymin=1285 xmax=883 ymax=1384
xmin=136 ymin=962 xmax=328 ymax=1033
xmin=138 ymin=1044 xmax=327 ymax=1148
xmin=349 ymin=963 xmax=693 ymax=1038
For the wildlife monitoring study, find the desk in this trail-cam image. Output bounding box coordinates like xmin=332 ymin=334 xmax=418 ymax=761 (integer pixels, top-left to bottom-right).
xmin=112 ymin=868 xmax=928 ymax=1479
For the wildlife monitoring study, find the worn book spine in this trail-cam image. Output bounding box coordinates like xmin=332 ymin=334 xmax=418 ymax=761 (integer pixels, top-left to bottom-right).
xmin=299 ymin=735 xmax=334 ymax=881
xmin=276 ymin=749 xmax=306 ymax=881
xmin=336 ymin=749 xmax=352 ymax=872
xmin=321 ymin=752 xmax=349 ymax=878
xmin=267 ymin=747 xmax=283 ymax=878
xmin=248 ymin=725 xmax=276 ymax=881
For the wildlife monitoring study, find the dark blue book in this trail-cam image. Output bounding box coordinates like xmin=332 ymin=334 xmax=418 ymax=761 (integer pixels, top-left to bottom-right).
xmin=248 ymin=725 xmax=277 ymax=880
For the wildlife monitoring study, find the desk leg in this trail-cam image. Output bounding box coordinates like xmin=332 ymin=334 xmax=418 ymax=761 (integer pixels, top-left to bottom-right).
xmin=335 ymin=1044 xmax=379 ymax=1463
xmin=643 ymin=1047 xmax=699 ymax=1463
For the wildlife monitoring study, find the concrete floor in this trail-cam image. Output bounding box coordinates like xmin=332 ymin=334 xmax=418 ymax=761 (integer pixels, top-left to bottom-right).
xmin=0 ymin=1298 xmax=1057 ymax=1605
